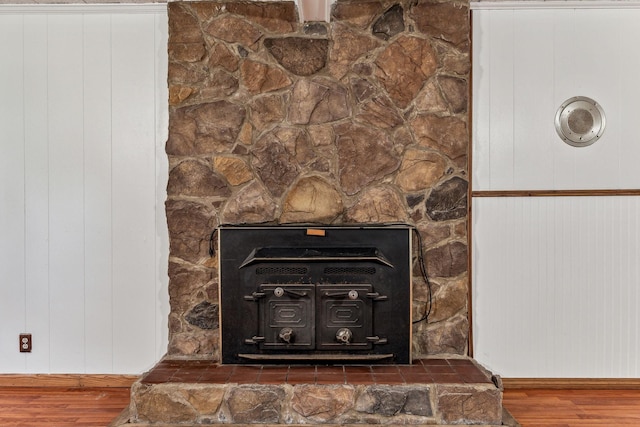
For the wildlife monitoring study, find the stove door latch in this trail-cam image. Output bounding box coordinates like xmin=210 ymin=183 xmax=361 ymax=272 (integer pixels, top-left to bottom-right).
xmin=366 ymin=336 xmax=388 ymax=345
xmin=243 ymin=292 xmax=266 ymax=301
xmin=366 ymin=292 xmax=388 ymax=301
xmin=244 ymin=336 xmax=265 ymax=345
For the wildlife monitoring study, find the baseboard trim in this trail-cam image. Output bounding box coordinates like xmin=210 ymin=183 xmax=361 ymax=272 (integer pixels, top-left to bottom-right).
xmin=503 ymin=377 xmax=640 ymax=390
xmin=0 ymin=374 xmax=139 ymax=388
xmin=4 ymin=374 xmax=638 ymax=390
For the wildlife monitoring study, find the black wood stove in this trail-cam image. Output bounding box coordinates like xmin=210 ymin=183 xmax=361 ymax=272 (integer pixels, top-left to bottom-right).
xmin=218 ymin=225 xmax=412 ymax=364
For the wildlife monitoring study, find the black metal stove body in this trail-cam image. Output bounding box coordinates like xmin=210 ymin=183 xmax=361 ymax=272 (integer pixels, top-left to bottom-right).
xmin=218 ymin=225 xmax=412 ymax=364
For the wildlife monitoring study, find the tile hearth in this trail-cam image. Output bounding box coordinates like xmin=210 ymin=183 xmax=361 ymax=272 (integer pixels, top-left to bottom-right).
xmin=140 ymin=358 xmax=493 ymax=386
xmin=124 ymin=357 xmax=505 ymax=426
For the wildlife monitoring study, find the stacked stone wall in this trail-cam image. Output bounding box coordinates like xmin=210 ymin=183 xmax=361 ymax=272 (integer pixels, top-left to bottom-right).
xmin=166 ymin=0 xmax=471 ymax=359
xmin=131 ymin=381 xmax=502 ymax=425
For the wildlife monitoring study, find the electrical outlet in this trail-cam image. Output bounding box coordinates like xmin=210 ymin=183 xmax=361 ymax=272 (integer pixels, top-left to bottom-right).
xmin=19 ymin=334 xmax=32 ymax=353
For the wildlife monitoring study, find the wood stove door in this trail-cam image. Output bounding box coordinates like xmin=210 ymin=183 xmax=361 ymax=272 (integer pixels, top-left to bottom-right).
xmin=317 ymin=284 xmax=373 ymax=350
xmin=258 ymin=284 xmax=315 ymax=350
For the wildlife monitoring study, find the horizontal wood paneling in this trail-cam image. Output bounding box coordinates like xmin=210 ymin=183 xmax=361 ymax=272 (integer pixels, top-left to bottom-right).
xmin=0 ymin=5 xmax=168 ymax=375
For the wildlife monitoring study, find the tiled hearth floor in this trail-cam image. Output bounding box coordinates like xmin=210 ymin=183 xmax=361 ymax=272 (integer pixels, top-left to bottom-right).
xmin=140 ymin=358 xmax=493 ymax=386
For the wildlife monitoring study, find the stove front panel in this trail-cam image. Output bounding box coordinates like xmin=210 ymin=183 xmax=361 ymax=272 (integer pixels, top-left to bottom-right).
xmin=219 ymin=225 xmax=412 ymax=364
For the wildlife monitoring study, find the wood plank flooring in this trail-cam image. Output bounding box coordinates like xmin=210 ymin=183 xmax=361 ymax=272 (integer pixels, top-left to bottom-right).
xmin=0 ymin=387 xmax=130 ymax=426
xmin=0 ymin=386 xmax=639 ymax=426
xmin=503 ymin=389 xmax=640 ymax=426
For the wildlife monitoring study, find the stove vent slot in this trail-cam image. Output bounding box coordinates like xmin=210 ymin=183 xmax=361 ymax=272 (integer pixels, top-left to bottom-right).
xmin=324 ymin=266 xmax=376 ymax=275
xmin=256 ymin=266 xmax=308 ymax=275
xmin=239 ymin=247 xmax=393 ymax=268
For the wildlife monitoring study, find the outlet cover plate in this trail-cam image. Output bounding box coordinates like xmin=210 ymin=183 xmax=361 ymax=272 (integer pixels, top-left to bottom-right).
xmin=19 ymin=334 xmax=32 ymax=353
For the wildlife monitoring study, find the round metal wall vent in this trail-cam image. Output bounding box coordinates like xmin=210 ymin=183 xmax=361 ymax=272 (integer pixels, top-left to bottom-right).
xmin=554 ymin=96 xmax=606 ymax=147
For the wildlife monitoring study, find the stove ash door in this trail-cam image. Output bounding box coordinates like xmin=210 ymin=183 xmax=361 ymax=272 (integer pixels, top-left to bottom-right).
xmin=258 ymin=284 xmax=315 ymax=350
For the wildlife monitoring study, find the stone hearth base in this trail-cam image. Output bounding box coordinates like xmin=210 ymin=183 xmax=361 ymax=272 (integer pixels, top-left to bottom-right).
xmin=117 ymin=357 xmax=506 ymax=425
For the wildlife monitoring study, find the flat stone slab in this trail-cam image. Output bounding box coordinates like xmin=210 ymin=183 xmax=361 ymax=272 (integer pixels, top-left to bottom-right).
xmin=122 ymin=358 xmax=504 ymax=425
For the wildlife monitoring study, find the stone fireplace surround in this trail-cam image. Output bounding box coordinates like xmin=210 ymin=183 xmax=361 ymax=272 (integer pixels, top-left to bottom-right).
xmin=121 ymin=0 xmax=506 ymax=425
xmin=166 ymin=0 xmax=470 ymax=365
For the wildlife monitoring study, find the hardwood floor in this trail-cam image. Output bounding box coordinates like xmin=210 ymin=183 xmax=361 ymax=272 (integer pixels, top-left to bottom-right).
xmin=0 ymin=386 xmax=639 ymax=426
xmin=0 ymin=387 xmax=130 ymax=426
xmin=503 ymin=389 xmax=640 ymax=426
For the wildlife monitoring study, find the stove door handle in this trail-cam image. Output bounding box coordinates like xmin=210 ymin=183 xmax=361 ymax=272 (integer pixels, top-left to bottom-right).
xmin=324 ymin=290 xmax=362 ymax=300
xmin=324 ymin=291 xmax=351 ymax=298
xmin=282 ymin=289 xmax=307 ymax=298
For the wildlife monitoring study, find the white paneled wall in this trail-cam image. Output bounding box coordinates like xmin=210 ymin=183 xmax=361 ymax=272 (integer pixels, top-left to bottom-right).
xmin=0 ymin=5 xmax=169 ymax=374
xmin=473 ymin=196 xmax=640 ymax=377
xmin=473 ymin=7 xmax=640 ymax=191
xmin=472 ymin=6 xmax=640 ymax=377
